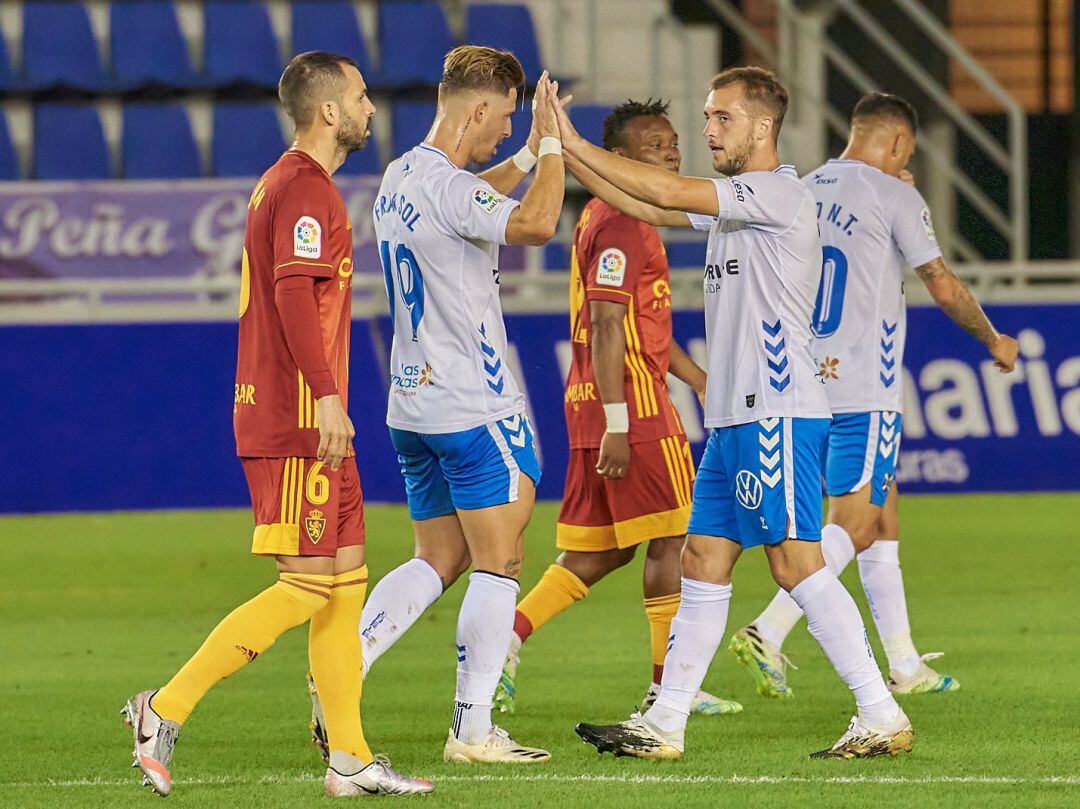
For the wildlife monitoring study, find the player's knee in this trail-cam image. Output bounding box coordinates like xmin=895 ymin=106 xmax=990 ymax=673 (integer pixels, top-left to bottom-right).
xmin=418 ymin=551 xmax=470 ymax=590
xmin=645 ymin=536 xmax=683 ymax=562
xmin=679 ymin=536 xmax=730 ymax=583
xmin=558 ymin=548 xmax=634 ymax=585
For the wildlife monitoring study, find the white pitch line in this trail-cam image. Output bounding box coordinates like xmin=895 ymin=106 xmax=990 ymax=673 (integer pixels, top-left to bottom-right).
xmin=2 ymin=773 xmax=1078 ymax=789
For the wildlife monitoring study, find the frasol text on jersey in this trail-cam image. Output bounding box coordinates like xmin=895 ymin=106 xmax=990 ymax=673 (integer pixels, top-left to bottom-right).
xmin=373 ymin=192 xmax=422 ymax=232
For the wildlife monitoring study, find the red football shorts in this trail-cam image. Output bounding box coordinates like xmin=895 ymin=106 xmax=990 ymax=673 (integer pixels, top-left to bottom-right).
xmin=556 ymin=435 xmax=694 ymax=551
xmin=241 ymin=456 xmax=365 ymax=557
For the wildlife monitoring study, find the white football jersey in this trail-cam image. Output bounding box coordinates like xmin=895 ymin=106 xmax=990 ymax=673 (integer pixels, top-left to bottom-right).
xmin=374 ymin=143 xmax=525 ymax=433
xmin=804 ymin=159 xmax=942 ymax=413
xmin=687 ymin=165 xmax=832 ymax=428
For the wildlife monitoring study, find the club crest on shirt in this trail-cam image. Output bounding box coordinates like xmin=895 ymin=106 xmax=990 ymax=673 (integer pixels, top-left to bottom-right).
xmin=472 ymin=187 xmax=504 ymax=214
xmin=294 ymin=216 xmax=322 ymax=258
xmin=305 ymin=509 xmax=326 ymax=544
xmin=920 ymin=207 xmax=936 ymax=241
xmin=596 ymin=248 xmax=627 ymax=286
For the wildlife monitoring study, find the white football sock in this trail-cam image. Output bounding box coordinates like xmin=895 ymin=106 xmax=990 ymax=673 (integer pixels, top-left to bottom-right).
xmin=789 ymin=567 xmax=898 ymax=726
xmin=358 ymin=558 xmax=444 ymax=677
xmin=753 ymin=523 xmax=856 ymax=649
xmin=858 ymin=540 xmax=921 ymax=676
xmin=645 ymin=578 xmax=731 ymax=737
xmin=452 ymin=571 xmax=519 ymax=743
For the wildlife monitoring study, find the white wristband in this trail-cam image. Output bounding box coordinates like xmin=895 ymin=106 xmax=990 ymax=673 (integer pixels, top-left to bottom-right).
xmin=538 ymin=136 xmax=562 ymax=157
xmin=512 ymin=144 xmax=537 ymax=173
xmin=603 ymin=402 xmax=629 ymax=434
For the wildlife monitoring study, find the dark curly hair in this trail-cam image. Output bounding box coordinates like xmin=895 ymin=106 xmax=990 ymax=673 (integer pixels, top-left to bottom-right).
xmin=601 ymin=98 xmax=672 ymax=151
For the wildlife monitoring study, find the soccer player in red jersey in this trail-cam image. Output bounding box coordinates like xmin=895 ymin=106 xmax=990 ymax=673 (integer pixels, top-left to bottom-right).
xmin=494 ymin=101 xmax=740 ymax=716
xmin=122 ymin=52 xmax=432 ymax=798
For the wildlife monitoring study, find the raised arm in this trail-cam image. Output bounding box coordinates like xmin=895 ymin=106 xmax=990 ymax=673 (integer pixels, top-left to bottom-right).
xmin=915 ymin=257 xmax=1018 ymax=371
xmin=565 ymin=152 xmax=693 ymax=228
xmin=555 ymin=99 xmax=719 ymax=216
xmin=504 ymin=77 xmax=564 ymax=245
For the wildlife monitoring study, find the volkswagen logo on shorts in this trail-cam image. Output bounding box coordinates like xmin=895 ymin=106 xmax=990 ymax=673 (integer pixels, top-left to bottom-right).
xmin=735 ymin=470 xmax=763 ymax=510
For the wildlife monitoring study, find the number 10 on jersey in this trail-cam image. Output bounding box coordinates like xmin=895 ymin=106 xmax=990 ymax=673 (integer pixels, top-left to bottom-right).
xmin=379 ymin=240 xmax=426 ymax=341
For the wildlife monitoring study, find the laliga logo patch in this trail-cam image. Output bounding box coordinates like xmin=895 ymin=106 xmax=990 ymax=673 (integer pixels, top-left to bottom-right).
xmin=305 ymin=508 xmax=327 ymax=544
xmin=596 ymin=247 xmax=627 ymax=286
xmin=293 ymin=216 xmax=322 ymax=258
xmin=735 ymin=469 xmax=763 ymax=510
xmin=921 ymin=207 xmax=936 ymax=241
xmin=472 ymin=187 xmax=503 ymax=214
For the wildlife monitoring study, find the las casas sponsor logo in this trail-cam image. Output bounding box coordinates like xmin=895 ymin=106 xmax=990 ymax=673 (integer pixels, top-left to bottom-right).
xmin=294 ymin=216 xmax=321 ymax=258
xmin=596 ymin=247 xmax=627 ymax=286
xmin=391 ymin=362 xmax=434 ymax=394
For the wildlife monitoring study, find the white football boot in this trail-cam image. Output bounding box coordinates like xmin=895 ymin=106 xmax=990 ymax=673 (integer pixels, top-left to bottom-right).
xmin=443 ymin=726 xmax=550 ymax=764
xmin=810 ymin=708 xmax=914 ymax=759
xmin=576 ymin=711 xmax=684 ymax=760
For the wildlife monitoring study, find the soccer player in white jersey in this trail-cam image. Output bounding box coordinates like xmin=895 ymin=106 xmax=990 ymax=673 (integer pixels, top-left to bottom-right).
xmin=366 ymin=47 xmax=564 ymax=764
xmin=554 ymin=67 xmax=912 ymax=760
xmin=731 ymin=92 xmax=1019 ymax=699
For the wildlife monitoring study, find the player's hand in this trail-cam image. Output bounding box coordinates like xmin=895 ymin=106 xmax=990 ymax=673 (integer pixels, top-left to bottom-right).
xmin=989 ymin=333 xmax=1019 ymax=372
xmin=899 ymin=169 xmax=916 ymax=186
xmin=531 ymin=72 xmax=560 ymax=140
xmin=551 ymin=86 xmax=582 ymax=151
xmin=596 ymin=431 xmax=630 ymax=480
xmin=315 ymin=394 xmax=354 ymax=471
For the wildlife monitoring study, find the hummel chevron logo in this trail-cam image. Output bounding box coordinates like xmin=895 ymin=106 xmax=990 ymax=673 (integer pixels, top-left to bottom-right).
xmin=879 ymin=321 xmax=898 ymax=388
xmin=758 ymin=419 xmax=782 ymax=487
xmin=457 ymin=644 xmax=467 ymax=663
xmin=882 ymin=424 xmax=896 ymax=442
xmin=501 ymin=414 xmax=527 ymax=447
xmin=762 ymin=321 xmax=790 ymax=393
xmin=479 ymin=324 xmax=505 ymax=394
xmin=879 ymin=439 xmax=896 ymax=458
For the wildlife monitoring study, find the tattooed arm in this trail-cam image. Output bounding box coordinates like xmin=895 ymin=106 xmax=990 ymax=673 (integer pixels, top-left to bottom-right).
xmin=914 ymin=257 xmax=1019 ymax=372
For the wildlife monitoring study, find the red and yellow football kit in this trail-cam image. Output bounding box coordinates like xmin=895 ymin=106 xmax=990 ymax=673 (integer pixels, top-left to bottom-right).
xmin=557 ymin=198 xmax=694 ymax=551
xmin=234 ymin=149 xmax=362 ymax=557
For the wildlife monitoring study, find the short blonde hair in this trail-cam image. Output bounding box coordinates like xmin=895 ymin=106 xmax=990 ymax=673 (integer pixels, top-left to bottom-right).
xmin=440 ymin=45 xmax=525 ymax=97
xmin=710 ymin=66 xmax=789 ymax=141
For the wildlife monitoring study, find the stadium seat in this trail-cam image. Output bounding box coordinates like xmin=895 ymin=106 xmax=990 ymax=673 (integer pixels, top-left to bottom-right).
xmin=111 ymin=1 xmax=197 ymax=89
xmin=123 ymin=105 xmax=201 ymax=179
xmin=204 ymin=1 xmax=281 ymax=87
xmin=33 ymin=104 xmax=111 ymax=180
xmin=569 ymin=105 xmax=612 ymax=147
xmin=337 ymin=132 xmax=382 ymax=175
xmin=0 ymin=31 xmax=15 ymax=91
xmin=391 ymin=101 xmax=436 ymax=158
xmin=0 ymin=111 xmax=19 ymax=180
xmin=465 ymin=4 xmax=543 ymax=81
xmin=212 ymin=103 xmax=286 ymax=177
xmin=290 ymin=1 xmax=374 ymax=80
xmin=378 ymin=2 xmax=455 ymax=87
xmin=23 ymin=1 xmax=108 ymax=90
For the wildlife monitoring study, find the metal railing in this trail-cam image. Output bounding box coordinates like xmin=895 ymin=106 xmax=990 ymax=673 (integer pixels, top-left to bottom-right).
xmin=1 ymin=262 xmax=1076 ymax=325
xmin=701 ymin=0 xmax=1028 ymax=262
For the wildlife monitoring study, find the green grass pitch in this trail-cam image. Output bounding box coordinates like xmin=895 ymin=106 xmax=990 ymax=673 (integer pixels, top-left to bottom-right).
xmin=2 ymin=494 xmax=1078 ymax=808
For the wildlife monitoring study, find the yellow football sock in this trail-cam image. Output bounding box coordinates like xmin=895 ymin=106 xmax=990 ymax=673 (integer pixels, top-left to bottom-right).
xmin=644 ymin=593 xmax=681 ymax=684
xmin=515 ymin=564 xmax=590 ymax=641
xmin=309 ymin=566 xmax=372 ymax=764
xmin=153 ymin=572 xmax=332 ymax=724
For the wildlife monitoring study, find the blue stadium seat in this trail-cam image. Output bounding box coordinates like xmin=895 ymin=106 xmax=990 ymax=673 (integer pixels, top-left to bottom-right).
xmin=204 ymin=1 xmax=281 ymax=87
xmin=23 ymin=2 xmax=107 ymax=90
xmin=123 ymin=105 xmax=201 ymax=179
xmin=0 ymin=30 xmax=15 ymax=91
xmin=337 ymin=135 xmax=382 ymax=175
xmin=0 ymin=111 xmax=19 ymax=180
xmin=378 ymin=2 xmax=454 ymax=87
xmin=111 ymin=2 xmax=197 ymax=88
xmin=465 ymin=4 xmax=543 ymax=81
xmin=291 ymin=1 xmax=374 ymax=79
xmin=33 ymin=104 xmax=111 ymax=180
xmin=391 ymin=101 xmax=436 ymax=158
xmin=570 ymin=105 xmax=612 ymax=147
xmin=212 ymin=103 xmax=286 ymax=177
